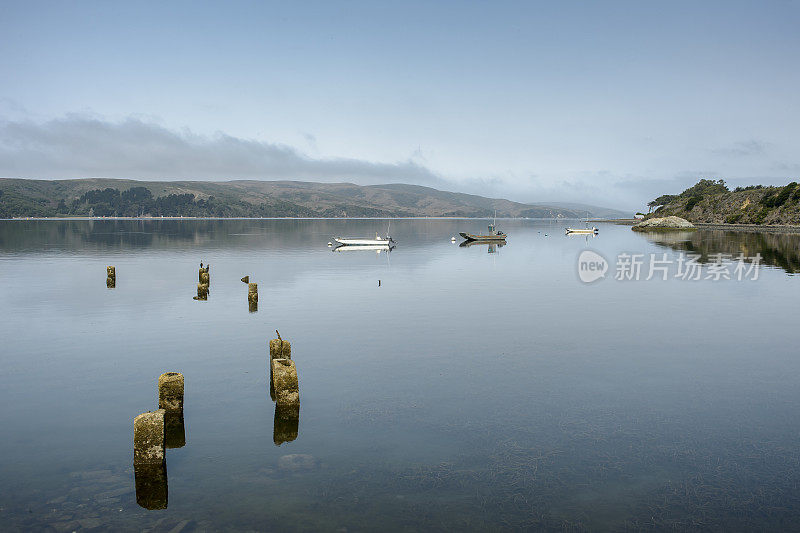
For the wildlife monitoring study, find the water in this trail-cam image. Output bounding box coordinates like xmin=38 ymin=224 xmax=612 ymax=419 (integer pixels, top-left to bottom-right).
xmin=1 ymin=219 xmax=799 ymax=531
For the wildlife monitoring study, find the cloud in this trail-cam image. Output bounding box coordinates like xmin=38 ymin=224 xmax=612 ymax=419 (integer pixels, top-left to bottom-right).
xmin=0 ymin=115 xmax=446 ymax=186
xmin=710 ymin=140 xmax=768 ymax=157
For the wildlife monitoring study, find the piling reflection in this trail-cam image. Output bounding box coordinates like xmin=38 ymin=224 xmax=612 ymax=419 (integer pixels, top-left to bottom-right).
xmin=641 ymin=229 xmax=800 ymax=274
xmin=164 ymin=411 xmax=185 ymax=449
xmin=274 ymin=403 xmax=299 ymax=445
xmin=134 ymin=462 xmax=168 ymax=510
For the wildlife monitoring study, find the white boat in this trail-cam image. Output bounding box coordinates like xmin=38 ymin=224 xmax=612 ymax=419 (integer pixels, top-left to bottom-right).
xmin=333 ymin=243 xmax=394 ymax=252
xmin=333 ymin=223 xmax=395 ymax=247
xmin=333 ymin=234 xmax=395 ymax=246
xmin=565 ymin=226 xmax=598 ymax=235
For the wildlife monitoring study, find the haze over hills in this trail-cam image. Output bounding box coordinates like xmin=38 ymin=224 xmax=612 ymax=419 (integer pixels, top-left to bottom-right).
xmin=0 ymin=178 xmax=628 ymax=219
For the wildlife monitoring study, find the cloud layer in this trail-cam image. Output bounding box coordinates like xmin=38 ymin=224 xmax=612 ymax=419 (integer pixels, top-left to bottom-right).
xmin=0 ymin=115 xmax=445 ymax=186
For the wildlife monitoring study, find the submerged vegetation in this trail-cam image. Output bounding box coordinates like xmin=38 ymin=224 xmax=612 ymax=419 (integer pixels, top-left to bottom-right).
xmin=647 ymin=179 xmax=800 ymax=225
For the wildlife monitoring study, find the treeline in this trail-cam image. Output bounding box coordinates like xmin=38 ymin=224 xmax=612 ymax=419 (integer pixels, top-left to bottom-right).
xmin=645 ymin=179 xmax=800 ymax=225
xmin=0 ymin=186 xmax=319 ymax=218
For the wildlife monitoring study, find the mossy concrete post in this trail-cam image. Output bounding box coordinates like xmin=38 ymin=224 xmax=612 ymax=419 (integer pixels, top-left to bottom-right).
xmin=197 ymin=282 xmax=209 ymax=300
xmin=133 ymin=409 xmax=166 ymax=465
xmin=248 ymin=283 xmax=258 ymax=303
xmin=273 ymin=403 xmax=299 ymax=445
xmin=134 ymin=462 xmax=168 ymax=510
xmin=158 ymin=372 xmax=184 ymax=411
xmin=271 ymin=359 xmax=299 ymax=406
xmin=269 ymin=339 xmax=291 ymax=361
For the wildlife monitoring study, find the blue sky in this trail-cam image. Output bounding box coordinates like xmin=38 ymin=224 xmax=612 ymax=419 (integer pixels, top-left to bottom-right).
xmin=1 ymin=0 xmax=798 ymax=209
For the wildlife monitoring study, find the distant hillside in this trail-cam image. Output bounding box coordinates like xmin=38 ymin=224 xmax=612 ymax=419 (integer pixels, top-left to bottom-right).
xmin=530 ymin=201 xmax=629 ymax=220
xmin=646 ymin=179 xmax=800 ymax=225
xmin=0 ymin=178 xmax=614 ymax=219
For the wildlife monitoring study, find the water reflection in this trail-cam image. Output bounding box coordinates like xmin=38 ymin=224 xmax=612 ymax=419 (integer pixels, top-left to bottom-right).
xmin=134 ymin=463 xmax=168 ymax=510
xmin=273 ymin=403 xmax=300 ymax=445
xmin=459 ymin=240 xmax=506 ymax=253
xmin=642 ymin=230 xmax=800 ymax=273
xmin=164 ymin=411 xmax=185 ymax=449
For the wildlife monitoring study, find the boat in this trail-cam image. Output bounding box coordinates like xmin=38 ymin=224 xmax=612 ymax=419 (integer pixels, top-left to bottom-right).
xmin=332 ymin=243 xmax=394 ymax=253
xmin=565 ymin=227 xmax=598 ymax=235
xmin=333 ymin=234 xmax=395 ymax=246
xmin=459 ymin=213 xmax=506 ymax=242
xmin=333 ymin=223 xmax=395 ymax=247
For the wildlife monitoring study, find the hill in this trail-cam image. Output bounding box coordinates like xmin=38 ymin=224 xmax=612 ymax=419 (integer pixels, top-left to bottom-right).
xmin=646 ymin=179 xmax=800 ymax=225
xmin=0 ymin=178 xmax=612 ymax=219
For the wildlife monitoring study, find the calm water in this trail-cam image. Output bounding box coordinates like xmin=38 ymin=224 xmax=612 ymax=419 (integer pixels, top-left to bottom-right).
xmin=1 ymin=219 xmax=799 ymax=531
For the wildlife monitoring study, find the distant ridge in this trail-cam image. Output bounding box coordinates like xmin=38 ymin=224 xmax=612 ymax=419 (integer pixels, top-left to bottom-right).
xmin=0 ymin=178 xmax=622 ymax=219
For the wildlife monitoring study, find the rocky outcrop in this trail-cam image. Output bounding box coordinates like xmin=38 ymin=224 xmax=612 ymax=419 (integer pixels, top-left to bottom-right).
xmin=632 ymin=216 xmax=696 ymax=231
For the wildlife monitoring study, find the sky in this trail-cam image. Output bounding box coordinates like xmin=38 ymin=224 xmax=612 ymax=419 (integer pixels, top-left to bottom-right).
xmin=1 ymin=0 xmax=798 ymax=210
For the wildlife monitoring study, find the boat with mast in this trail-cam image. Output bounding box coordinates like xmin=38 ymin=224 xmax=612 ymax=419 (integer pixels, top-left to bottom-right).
xmin=459 ymin=212 xmax=507 ymax=242
xmin=333 ymin=222 xmax=395 ymax=247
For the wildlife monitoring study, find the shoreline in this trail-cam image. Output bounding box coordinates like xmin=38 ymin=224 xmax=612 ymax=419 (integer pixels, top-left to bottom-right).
xmin=592 ymin=219 xmax=800 ymax=234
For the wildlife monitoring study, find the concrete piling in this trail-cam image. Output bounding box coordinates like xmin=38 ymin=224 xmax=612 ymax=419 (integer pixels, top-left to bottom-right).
xmin=196 ymin=282 xmax=209 ymax=300
xmin=158 ymin=372 xmax=184 ymax=411
xmin=269 ymin=339 xmax=291 ymax=361
xmin=273 ymin=403 xmax=299 ymax=445
xmin=133 ymin=409 xmax=166 ymax=465
xmin=248 ymin=282 xmax=258 ymax=303
xmin=134 ymin=462 xmax=168 ymax=510
xmin=271 ymin=359 xmax=300 ymax=406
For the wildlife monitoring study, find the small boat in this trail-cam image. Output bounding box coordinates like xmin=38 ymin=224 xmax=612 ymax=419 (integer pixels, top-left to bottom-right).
xmin=459 ymin=213 xmax=506 ymax=242
xmin=333 ymin=223 xmax=395 ymax=247
xmin=565 ymin=227 xmax=598 ymax=235
xmin=332 ymin=243 xmax=394 ymax=253
xmin=333 ymin=234 xmax=395 ymax=246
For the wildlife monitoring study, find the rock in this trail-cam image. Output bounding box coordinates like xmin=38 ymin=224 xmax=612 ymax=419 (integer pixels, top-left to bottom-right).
xmin=632 ymin=216 xmax=697 ymax=231
xmin=168 ymin=519 xmax=193 ymax=533
xmin=77 ymin=517 xmax=104 ymax=529
xmin=278 ymin=454 xmax=316 ymax=472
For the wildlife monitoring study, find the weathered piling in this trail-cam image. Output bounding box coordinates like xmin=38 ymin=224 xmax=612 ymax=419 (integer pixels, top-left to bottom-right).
xmin=273 ymin=403 xmax=299 ymax=445
xmin=196 ymin=282 xmax=209 ymax=300
xmin=269 ymin=339 xmax=291 ymax=361
xmin=249 ymin=300 xmax=258 ymax=313
xmin=248 ymin=282 xmax=258 ymax=303
xmin=106 ymin=266 xmax=116 ymax=288
xmin=199 ymin=271 xmax=210 ymax=284
xmin=164 ymin=410 xmax=185 ymax=449
xmin=134 ymin=462 xmax=168 ymax=510
xmin=158 ymin=372 xmax=184 ymax=411
xmin=271 ymin=359 xmax=300 ymax=406
xmin=133 ymin=409 xmax=166 ymax=465
xmin=241 ymin=275 xmax=249 ymax=283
